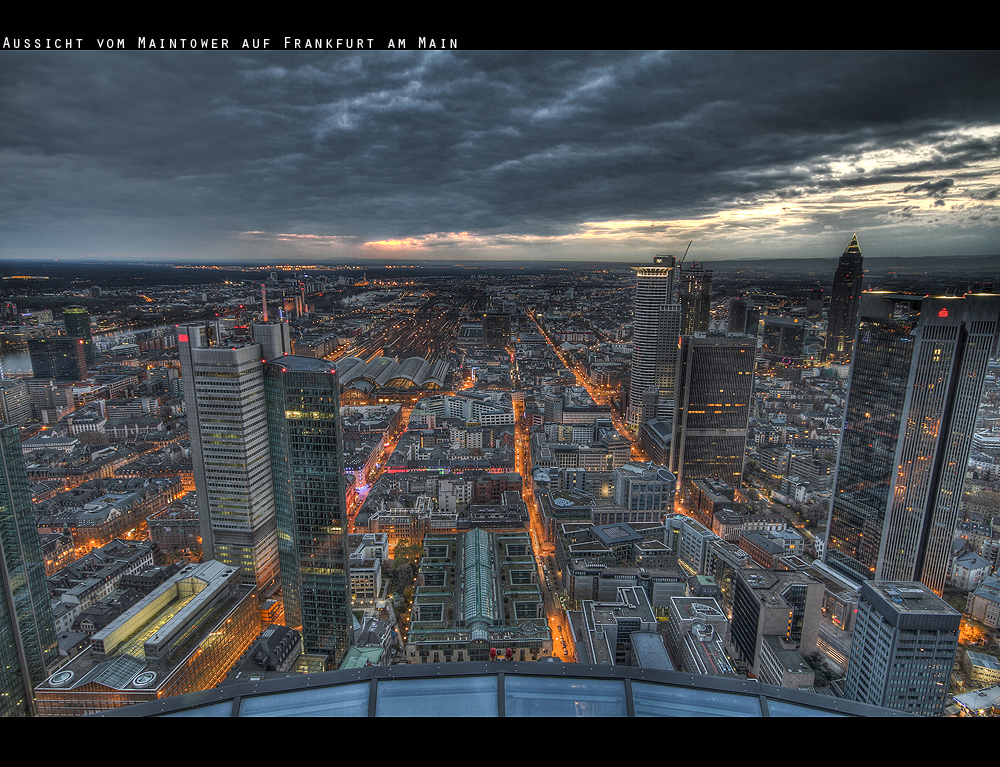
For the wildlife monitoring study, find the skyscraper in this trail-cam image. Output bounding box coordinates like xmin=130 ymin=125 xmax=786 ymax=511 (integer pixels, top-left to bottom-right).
xmin=806 ymin=288 xmax=824 ymax=321
xmin=824 ymin=291 xmax=1000 ymax=595
xmin=482 ymin=312 xmax=511 ymax=350
xmin=670 ymin=332 xmax=757 ymax=495
xmin=825 ymin=235 xmax=864 ymax=363
xmin=179 ymin=321 xmax=291 ymax=596
xmin=28 ymin=337 xmax=87 ymax=381
xmin=0 ymin=379 xmax=32 ymax=425
xmin=727 ymin=297 xmax=760 ymax=338
xmin=62 ymin=305 xmax=95 ymax=365
xmin=0 ymin=424 xmax=57 ymax=716
xmin=265 ymin=356 xmax=352 ymax=669
xmin=844 ymin=581 xmax=959 ymax=716
xmin=628 ymin=256 xmax=681 ymax=428
xmin=761 ymin=317 xmax=807 ymax=364
xmin=678 ymin=263 xmax=713 ymax=336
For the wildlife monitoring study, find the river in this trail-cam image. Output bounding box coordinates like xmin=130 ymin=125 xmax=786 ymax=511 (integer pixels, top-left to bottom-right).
xmin=0 ymin=323 xmax=177 ymax=377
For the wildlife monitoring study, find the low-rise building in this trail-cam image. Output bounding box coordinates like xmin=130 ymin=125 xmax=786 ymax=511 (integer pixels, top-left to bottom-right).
xmin=966 ymin=576 xmax=1000 ymax=629
xmin=965 ymin=650 xmax=1000 ymax=688
xmin=576 ymin=586 xmax=659 ymax=665
xmin=35 ymin=560 xmax=260 ymax=716
xmin=405 ymin=529 xmax=551 ymax=663
xmin=666 ymin=596 xmax=736 ymax=678
xmin=950 ymin=550 xmax=992 ymax=591
xmin=729 ymin=568 xmax=823 ymax=688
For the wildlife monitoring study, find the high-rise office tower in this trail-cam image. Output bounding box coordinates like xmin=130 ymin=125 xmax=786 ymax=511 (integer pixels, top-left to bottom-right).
xmin=265 ymin=356 xmax=352 ymax=669
xmin=824 ymin=291 xmax=1000 ymax=595
xmin=0 ymin=379 xmax=32 ymax=424
xmin=844 ymin=581 xmax=959 ymax=716
xmin=62 ymin=305 xmax=95 ymax=365
xmin=825 ymin=234 xmax=865 ymax=363
xmin=28 ymin=337 xmax=87 ymax=381
xmin=0 ymin=424 xmax=57 ymax=716
xmin=727 ymin=297 xmax=760 ymax=338
xmin=671 ymin=332 xmax=757 ymax=495
xmin=761 ymin=317 xmax=807 ymax=364
xmin=628 ymin=256 xmax=681 ymax=428
xmin=482 ymin=312 xmax=511 ymax=350
xmin=806 ymin=288 xmax=824 ymax=321
xmin=179 ymin=321 xmax=291 ymax=596
xmin=678 ymin=263 xmax=713 ymax=336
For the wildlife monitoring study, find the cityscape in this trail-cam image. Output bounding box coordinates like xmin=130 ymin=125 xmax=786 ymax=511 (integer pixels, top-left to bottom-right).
xmin=1 ymin=49 xmax=999 ymax=717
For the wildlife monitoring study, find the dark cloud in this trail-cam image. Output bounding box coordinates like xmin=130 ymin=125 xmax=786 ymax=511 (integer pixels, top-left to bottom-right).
xmin=903 ymin=178 xmax=956 ymax=197
xmin=1 ymin=50 xmax=998 ymax=260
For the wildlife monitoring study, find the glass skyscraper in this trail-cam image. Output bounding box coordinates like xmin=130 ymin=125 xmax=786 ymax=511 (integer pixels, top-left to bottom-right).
xmin=0 ymin=424 xmax=57 ymax=716
xmin=62 ymin=305 xmax=95 ymax=365
xmin=678 ymin=264 xmax=713 ymax=336
xmin=265 ymin=356 xmax=351 ymax=669
xmin=825 ymin=235 xmax=865 ymax=363
xmin=671 ymin=332 xmax=757 ymax=495
xmin=824 ymin=292 xmax=1000 ymax=595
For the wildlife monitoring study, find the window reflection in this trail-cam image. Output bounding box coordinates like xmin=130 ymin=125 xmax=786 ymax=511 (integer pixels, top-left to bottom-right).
xmin=632 ymin=682 xmax=761 ymax=717
xmin=766 ymin=699 xmax=847 ymax=717
xmin=240 ymin=683 xmax=369 ymax=717
xmin=375 ymin=676 xmax=497 ymax=717
xmin=160 ymin=701 xmax=234 ymax=717
xmin=505 ymin=676 xmax=627 ymax=717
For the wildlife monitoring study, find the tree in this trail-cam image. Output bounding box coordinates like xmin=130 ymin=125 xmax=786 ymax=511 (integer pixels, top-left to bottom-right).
xmin=391 ymin=540 xmax=422 ymax=566
xmin=966 ymin=490 xmax=1000 ymax=516
xmin=77 ymin=431 xmax=109 ymax=446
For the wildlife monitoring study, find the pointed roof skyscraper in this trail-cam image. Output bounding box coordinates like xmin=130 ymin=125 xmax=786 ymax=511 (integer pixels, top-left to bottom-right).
xmin=825 ymin=234 xmax=865 ymax=364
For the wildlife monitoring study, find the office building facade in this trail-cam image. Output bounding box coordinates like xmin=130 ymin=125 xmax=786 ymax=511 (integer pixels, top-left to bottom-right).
xmin=28 ymin=337 xmax=87 ymax=381
xmin=671 ymin=332 xmax=756 ymax=493
xmin=0 ymin=379 xmax=32 ymax=425
xmin=727 ymin=297 xmax=760 ymax=338
xmin=825 ymin=234 xmax=864 ymax=363
xmin=679 ymin=264 xmax=713 ymax=336
xmin=824 ymin=292 xmax=1000 ymax=595
xmin=730 ymin=569 xmax=823 ymax=685
xmin=34 ymin=560 xmax=259 ymax=716
xmin=179 ymin=322 xmax=290 ymax=596
xmin=628 ymin=256 xmax=681 ymax=428
xmin=761 ymin=317 xmax=807 ymax=364
xmin=844 ymin=581 xmax=959 ymax=716
xmin=482 ymin=312 xmax=511 ymax=350
xmin=0 ymin=424 xmax=58 ymax=716
xmin=62 ymin=305 xmax=95 ymax=365
xmin=265 ymin=356 xmax=352 ymax=669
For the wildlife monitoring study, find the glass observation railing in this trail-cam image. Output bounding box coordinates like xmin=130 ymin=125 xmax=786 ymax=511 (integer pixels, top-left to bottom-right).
xmin=94 ymin=661 xmax=907 ymax=718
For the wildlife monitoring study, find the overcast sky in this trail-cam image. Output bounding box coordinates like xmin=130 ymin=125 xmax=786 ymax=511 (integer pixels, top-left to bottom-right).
xmin=2 ymin=50 xmax=998 ymax=265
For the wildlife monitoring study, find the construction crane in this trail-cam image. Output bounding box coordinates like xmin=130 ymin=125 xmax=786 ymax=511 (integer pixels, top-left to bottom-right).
xmin=678 ymin=240 xmax=694 ymax=268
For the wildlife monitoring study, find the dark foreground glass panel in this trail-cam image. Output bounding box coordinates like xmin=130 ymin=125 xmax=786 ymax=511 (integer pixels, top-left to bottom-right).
xmin=375 ymin=675 xmax=497 ymax=717
xmin=632 ymin=682 xmax=761 ymax=717
xmin=240 ymin=683 xmax=369 ymax=717
xmin=505 ymin=675 xmax=627 ymax=717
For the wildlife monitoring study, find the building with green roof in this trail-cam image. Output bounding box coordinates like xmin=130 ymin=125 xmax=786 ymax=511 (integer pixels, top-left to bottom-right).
xmin=406 ymin=529 xmax=551 ymax=663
